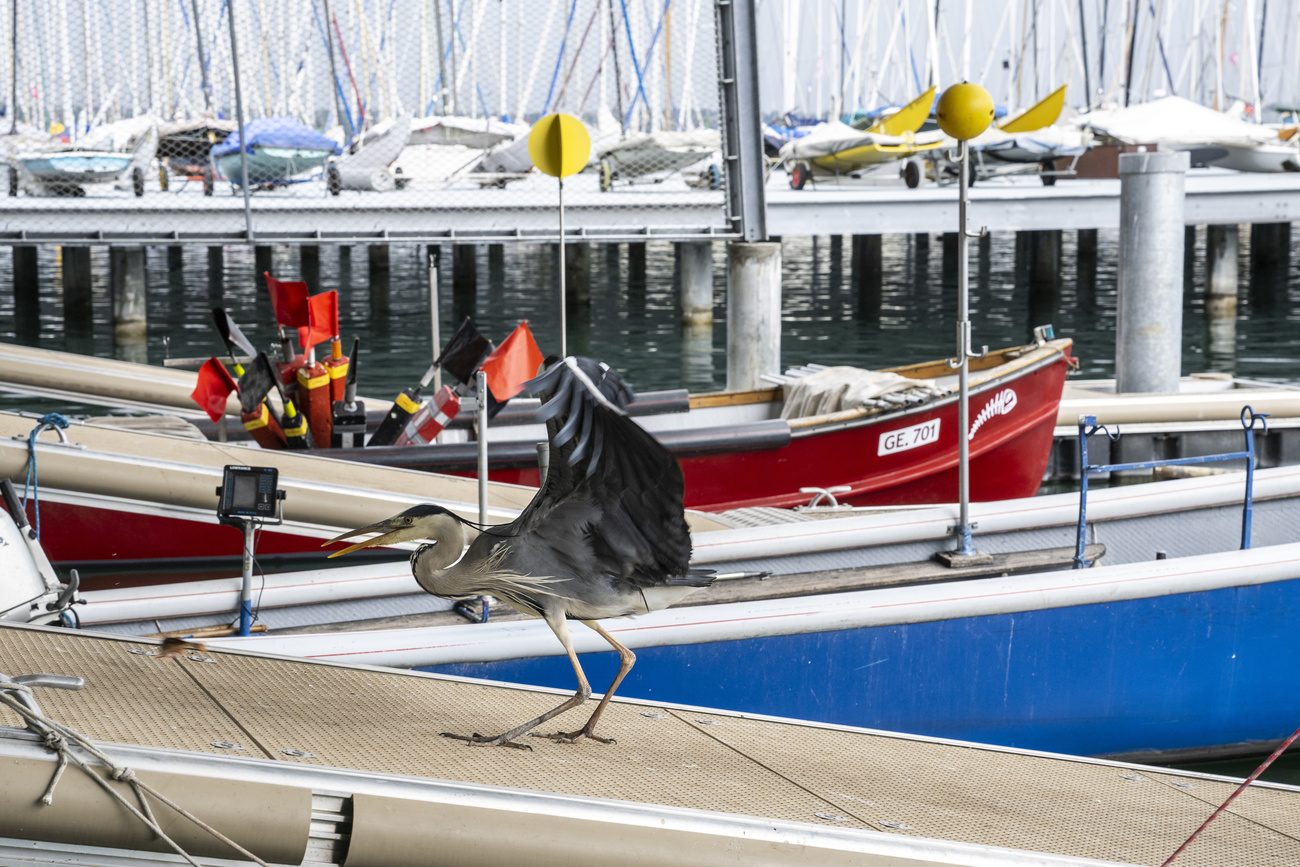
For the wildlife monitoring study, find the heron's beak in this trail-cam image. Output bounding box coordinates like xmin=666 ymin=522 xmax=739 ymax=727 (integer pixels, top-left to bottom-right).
xmin=323 ymin=517 xmax=422 ymax=559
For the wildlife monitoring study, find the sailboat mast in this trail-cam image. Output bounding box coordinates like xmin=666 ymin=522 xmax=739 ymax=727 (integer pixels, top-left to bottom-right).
xmin=192 ymin=0 xmax=213 ymax=111
xmin=1077 ymin=0 xmax=1091 ymax=107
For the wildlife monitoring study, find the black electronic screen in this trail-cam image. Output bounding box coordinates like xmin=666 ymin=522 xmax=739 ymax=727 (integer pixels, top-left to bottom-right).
xmin=217 ymin=465 xmax=280 ymax=520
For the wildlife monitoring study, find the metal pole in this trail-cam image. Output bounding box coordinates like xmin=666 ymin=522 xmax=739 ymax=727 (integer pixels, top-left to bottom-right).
xmin=226 ymin=0 xmax=254 ymax=242
xmin=476 ymin=369 xmax=489 ymax=525
xmin=429 ymin=251 xmax=442 ymax=393
xmin=190 ymin=0 xmax=212 ymax=112
xmin=9 ymin=0 xmax=16 ymax=134
xmin=238 ymin=519 xmax=254 ymax=636
xmin=559 ymin=177 xmax=567 ymax=357
xmin=955 ymin=138 xmax=974 ymax=555
xmin=715 ymin=0 xmax=768 ymax=241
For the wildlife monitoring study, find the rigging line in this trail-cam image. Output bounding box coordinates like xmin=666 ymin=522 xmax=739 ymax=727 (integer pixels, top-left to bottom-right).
xmin=577 ymin=33 xmax=617 ymax=113
xmin=543 ymin=0 xmax=580 ymax=115
xmin=617 ymin=0 xmax=653 ymax=127
xmin=554 ymin=0 xmax=604 ymax=113
xmin=620 ymin=0 xmax=672 ymax=128
xmin=332 ymin=11 xmax=365 ymax=128
xmin=1147 ymin=0 xmax=1175 ymax=95
xmin=311 ymin=0 xmax=354 ymax=134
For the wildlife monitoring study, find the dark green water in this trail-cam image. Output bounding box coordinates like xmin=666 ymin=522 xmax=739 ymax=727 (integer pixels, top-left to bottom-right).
xmin=1169 ymin=751 xmax=1300 ymax=786
xmin=1 ymin=225 xmax=1297 ymax=406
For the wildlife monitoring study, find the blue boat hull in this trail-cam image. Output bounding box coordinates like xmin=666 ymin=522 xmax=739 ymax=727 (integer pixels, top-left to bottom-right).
xmin=423 ymin=578 xmax=1300 ymax=758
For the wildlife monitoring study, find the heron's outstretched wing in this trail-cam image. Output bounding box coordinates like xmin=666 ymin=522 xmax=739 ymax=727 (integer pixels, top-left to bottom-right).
xmin=508 ymin=357 xmax=694 ymax=588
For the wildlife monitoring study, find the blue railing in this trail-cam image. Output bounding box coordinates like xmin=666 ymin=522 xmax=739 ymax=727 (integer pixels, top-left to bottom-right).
xmin=1074 ymin=406 xmax=1270 ymax=568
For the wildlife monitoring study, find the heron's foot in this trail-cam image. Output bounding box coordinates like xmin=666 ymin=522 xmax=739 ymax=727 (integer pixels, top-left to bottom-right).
xmin=440 ymin=731 xmax=534 ymax=752
xmin=528 ymin=726 xmax=616 ymax=745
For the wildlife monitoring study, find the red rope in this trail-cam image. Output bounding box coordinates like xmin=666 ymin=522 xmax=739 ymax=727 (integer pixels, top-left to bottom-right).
xmin=1161 ymin=723 xmax=1300 ymax=866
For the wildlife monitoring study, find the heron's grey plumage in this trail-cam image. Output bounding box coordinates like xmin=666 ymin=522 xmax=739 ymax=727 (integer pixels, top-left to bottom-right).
xmin=325 ymin=356 xmax=713 ymax=749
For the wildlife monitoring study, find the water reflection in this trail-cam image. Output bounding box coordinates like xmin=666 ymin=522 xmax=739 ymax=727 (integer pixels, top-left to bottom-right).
xmin=0 ymin=226 xmax=1298 ymax=403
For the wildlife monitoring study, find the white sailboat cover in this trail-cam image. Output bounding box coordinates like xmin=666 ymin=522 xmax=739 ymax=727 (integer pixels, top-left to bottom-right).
xmin=1079 ymin=96 xmax=1279 ymax=147
xmin=779 ymin=121 xmax=946 ymax=162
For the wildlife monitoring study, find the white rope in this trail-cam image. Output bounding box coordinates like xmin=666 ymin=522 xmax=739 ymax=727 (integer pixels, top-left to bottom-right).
xmin=0 ymin=682 xmax=270 ymax=867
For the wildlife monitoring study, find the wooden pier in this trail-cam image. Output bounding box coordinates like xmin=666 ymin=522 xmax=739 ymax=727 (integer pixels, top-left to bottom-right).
xmin=1 ymin=622 xmax=1297 ymax=866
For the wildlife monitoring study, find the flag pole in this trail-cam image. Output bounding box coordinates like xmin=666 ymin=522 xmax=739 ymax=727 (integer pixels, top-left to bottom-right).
xmin=559 ymin=177 xmax=567 ymax=358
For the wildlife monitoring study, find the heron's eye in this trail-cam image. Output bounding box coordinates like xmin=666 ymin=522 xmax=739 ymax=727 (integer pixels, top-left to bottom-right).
xmin=403 ymin=517 xmax=413 ymax=524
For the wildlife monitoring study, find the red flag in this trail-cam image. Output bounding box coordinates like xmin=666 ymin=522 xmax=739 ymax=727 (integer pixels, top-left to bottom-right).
xmin=297 ymin=291 xmax=338 ymax=350
xmin=190 ymin=358 xmax=239 ymax=423
xmin=264 ymin=272 xmax=309 ymax=328
xmin=480 ymin=322 xmax=544 ymax=402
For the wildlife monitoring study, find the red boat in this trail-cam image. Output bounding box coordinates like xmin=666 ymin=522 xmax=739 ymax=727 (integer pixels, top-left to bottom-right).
xmin=0 ymin=337 xmax=1072 ymax=568
xmin=334 ymin=336 xmax=1074 ymax=510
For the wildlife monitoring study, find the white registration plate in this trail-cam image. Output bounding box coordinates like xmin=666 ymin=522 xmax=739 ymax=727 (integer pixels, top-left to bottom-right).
xmin=878 ymin=418 xmax=941 ymax=456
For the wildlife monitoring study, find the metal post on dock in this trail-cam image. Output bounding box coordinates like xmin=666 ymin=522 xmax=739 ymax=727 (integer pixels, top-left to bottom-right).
xmin=933 ymin=83 xmax=996 ymax=564
xmin=1115 ymin=150 xmax=1189 ymax=394
xmin=429 ymin=250 xmax=442 ymax=395
xmin=225 ymin=0 xmax=254 ymax=242
xmin=238 ymin=519 xmax=254 ymax=636
xmin=476 ymin=369 xmax=489 ymax=526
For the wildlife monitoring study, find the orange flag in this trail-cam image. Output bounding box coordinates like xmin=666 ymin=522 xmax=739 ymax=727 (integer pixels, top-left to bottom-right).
xmin=264 ymin=272 xmax=310 ymax=328
xmin=297 ymin=291 xmax=338 ymax=350
xmin=190 ymin=358 xmax=239 ymax=423
xmin=480 ymin=322 xmax=544 ymax=402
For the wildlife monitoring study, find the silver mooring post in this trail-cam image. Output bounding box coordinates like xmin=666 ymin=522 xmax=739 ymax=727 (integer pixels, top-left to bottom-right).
xmin=477 ymin=369 xmax=489 ymax=525
xmin=941 ymin=139 xmax=988 ymax=564
xmin=238 ymin=518 xmax=254 ymax=636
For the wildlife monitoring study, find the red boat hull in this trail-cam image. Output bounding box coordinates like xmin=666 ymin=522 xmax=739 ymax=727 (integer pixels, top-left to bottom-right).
xmin=32 ymin=347 xmax=1069 ymax=566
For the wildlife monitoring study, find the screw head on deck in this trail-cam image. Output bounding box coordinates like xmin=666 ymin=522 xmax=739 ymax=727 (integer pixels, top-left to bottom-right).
xmin=937 ymin=83 xmax=995 ymax=141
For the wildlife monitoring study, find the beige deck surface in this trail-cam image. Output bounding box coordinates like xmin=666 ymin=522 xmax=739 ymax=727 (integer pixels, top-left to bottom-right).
xmin=2 ymin=624 xmax=1297 ymax=866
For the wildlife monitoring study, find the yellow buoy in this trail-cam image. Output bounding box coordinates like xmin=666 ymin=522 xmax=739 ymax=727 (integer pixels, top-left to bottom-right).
xmin=528 ymin=113 xmax=591 ymax=179
xmin=936 ymin=83 xmax=995 ymax=141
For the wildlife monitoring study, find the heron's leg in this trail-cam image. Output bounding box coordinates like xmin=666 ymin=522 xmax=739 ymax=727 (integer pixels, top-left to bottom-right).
xmin=441 ymin=615 xmax=590 ymax=751
xmin=531 ymin=620 xmax=634 ymax=745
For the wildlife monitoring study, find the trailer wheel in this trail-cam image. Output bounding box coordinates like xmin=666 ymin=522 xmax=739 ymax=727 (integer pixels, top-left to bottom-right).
xmin=789 ymin=162 xmax=810 ymax=190
xmin=158 ymin=165 xmax=169 ymax=192
xmin=707 ymin=163 xmax=721 ymax=190
xmin=8 ymin=165 xmax=17 ymax=197
xmin=903 ymin=159 xmax=922 ymax=189
xmin=328 ymin=165 xmax=341 ymax=196
xmin=202 ymin=164 xmax=215 ymax=196
xmin=131 ymin=167 xmax=145 ymax=197
xmin=1040 ymin=160 xmax=1057 ymax=186
xmin=599 ymin=160 xmax=613 ymax=192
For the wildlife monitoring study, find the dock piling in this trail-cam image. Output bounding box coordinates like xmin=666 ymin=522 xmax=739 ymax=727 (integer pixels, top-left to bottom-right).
xmin=628 ymin=242 xmax=648 ymax=291
xmin=565 ymin=243 xmax=592 ymax=308
xmin=1205 ymin=224 xmax=1238 ymax=318
xmin=254 ymin=245 xmax=273 ymax=278
xmin=452 ymin=245 xmax=477 ymax=321
xmin=726 ymin=241 xmax=781 ymax=391
xmin=1115 ymin=150 xmax=1190 ymax=394
xmin=12 ymin=246 xmax=39 ymax=338
xmin=109 ymin=247 xmax=148 ymax=358
xmin=852 ymin=234 xmax=882 ymax=319
xmin=61 ymin=246 xmax=93 ymax=329
xmin=368 ymin=245 xmax=391 ymax=313
xmin=301 ymin=245 xmax=320 ymax=289
xmin=1250 ymin=222 xmax=1291 ymax=310
xmin=678 ymin=241 xmax=713 ymax=326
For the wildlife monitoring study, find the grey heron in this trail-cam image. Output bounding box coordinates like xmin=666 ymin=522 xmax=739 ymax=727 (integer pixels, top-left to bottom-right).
xmin=324 ymin=357 xmax=713 ymax=749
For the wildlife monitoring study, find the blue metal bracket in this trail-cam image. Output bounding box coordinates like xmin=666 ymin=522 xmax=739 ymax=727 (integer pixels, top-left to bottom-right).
xmin=1073 ymin=405 xmax=1269 ymax=568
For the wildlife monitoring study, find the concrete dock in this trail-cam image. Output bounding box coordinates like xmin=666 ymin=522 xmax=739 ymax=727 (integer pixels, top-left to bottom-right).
xmin=1 ymin=622 xmax=1297 ymax=865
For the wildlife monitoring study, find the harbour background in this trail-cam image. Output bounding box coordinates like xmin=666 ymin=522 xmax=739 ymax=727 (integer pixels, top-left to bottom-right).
xmin=0 ymin=223 xmax=1297 ymax=403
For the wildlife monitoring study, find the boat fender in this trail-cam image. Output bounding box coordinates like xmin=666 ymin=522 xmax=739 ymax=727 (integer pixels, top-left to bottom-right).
xmin=279 ymin=400 xmax=315 ymax=450
xmin=295 ymin=361 xmax=333 ymax=447
xmin=397 ymin=385 xmax=461 ymax=446
xmin=322 ymin=337 xmax=349 ymax=403
xmin=241 ymin=402 xmax=288 ymax=450
xmin=369 ymin=362 xmax=439 ymax=447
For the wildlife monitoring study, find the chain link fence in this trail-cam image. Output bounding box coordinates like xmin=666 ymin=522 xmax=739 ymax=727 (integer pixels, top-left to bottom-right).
xmin=0 ymin=0 xmax=732 ymax=243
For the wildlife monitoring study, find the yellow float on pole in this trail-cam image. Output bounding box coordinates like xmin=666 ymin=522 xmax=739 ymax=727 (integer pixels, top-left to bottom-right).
xmin=529 ymin=114 xmax=592 ymax=358
xmin=937 ymin=82 xmax=994 ymax=562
